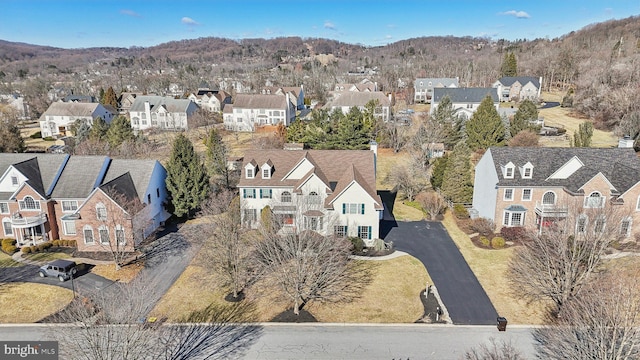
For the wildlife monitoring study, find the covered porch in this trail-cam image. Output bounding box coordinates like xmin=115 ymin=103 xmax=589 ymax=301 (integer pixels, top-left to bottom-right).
xmin=11 ymin=212 xmax=49 ymax=247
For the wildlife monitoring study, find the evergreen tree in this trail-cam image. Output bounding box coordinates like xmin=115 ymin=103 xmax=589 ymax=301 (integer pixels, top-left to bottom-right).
xmin=500 ymin=52 xmax=518 ymax=77
xmin=466 ymin=95 xmax=505 ymax=151
xmin=430 ymin=155 xmax=449 ymax=190
xmin=166 ymin=133 xmax=210 ymax=218
xmin=103 ymin=87 xmax=118 ymax=109
xmin=204 ymin=128 xmax=231 ymax=189
xmin=0 ymin=122 xmax=25 ymax=153
xmin=286 ymin=119 xmax=306 ymax=143
xmin=441 ymin=142 xmax=473 ymax=204
xmin=573 ymin=122 xmax=594 ymax=147
xmin=511 ymin=99 xmax=538 ymax=136
xmin=334 ymin=107 xmax=372 ymax=150
xmin=106 ymin=115 xmax=134 ymax=148
xmin=89 ymin=116 xmax=109 ymax=141
xmin=99 ymin=88 xmax=105 ymax=103
xmin=434 ymin=95 xmax=464 ymax=149
xmin=433 ymin=95 xmax=456 ymax=124
xmin=76 ymin=121 xmax=91 ymax=143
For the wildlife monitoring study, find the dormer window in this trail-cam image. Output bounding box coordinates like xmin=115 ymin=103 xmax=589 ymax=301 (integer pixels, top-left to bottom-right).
xmin=520 ymin=162 xmax=534 ymax=179
xmin=503 ymin=162 xmax=515 ymax=179
xmin=261 ymin=161 xmax=273 ymax=179
xmin=246 ymin=168 xmax=254 ymax=178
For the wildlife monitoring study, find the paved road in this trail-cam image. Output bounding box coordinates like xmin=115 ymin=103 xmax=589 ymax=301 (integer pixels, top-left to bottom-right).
xmin=384 ymin=221 xmax=498 ymax=325
xmin=0 ymin=324 xmax=537 ymax=359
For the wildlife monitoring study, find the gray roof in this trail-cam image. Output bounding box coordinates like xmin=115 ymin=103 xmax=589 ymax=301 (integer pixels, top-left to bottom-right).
xmin=489 ymin=147 xmax=640 ymax=194
xmin=50 ymin=156 xmax=109 ymax=199
xmin=233 ymin=94 xmax=288 ymax=109
xmin=42 ymin=102 xmax=106 ymax=117
xmin=433 ymin=88 xmax=498 ymax=103
xmin=129 ymin=96 xmax=194 ymax=113
xmin=102 ymin=159 xmax=156 ymax=202
xmin=414 ymin=78 xmax=459 ymax=91
xmin=496 ymin=76 xmax=540 ymax=89
xmin=99 ymin=172 xmax=139 ymax=206
xmin=0 ymin=154 xmax=68 ymax=198
xmin=326 ymin=91 xmax=390 ymax=108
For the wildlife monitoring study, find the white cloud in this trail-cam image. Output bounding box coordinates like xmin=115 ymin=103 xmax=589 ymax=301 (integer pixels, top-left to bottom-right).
xmin=324 ymin=21 xmax=336 ymax=30
xmin=499 ymin=10 xmax=531 ymax=19
xmin=385 ymin=35 xmax=393 ymax=40
xmin=181 ymin=17 xmax=200 ymax=25
xmin=120 ymin=9 xmax=141 ymax=17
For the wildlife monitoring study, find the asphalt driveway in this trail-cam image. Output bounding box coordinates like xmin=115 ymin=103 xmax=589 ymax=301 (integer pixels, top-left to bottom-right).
xmin=383 ymin=220 xmax=498 ymax=325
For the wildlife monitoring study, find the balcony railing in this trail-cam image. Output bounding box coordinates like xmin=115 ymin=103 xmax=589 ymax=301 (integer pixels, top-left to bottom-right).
xmin=534 ymin=202 xmax=568 ymax=217
xmin=11 ymin=212 xmax=48 ymax=227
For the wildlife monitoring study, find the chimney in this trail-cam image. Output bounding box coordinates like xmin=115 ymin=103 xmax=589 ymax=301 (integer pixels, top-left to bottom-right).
xmin=370 ymin=140 xmax=378 ymax=177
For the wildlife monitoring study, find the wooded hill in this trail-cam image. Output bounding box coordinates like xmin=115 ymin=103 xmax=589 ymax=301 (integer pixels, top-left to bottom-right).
xmin=1 ymin=16 xmax=640 ymax=132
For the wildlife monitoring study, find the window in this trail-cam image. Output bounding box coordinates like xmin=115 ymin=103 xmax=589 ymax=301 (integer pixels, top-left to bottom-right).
xmin=594 ymin=217 xmax=605 ymax=233
xmin=334 ymin=225 xmax=347 ymax=237
xmin=116 ymin=226 xmax=126 ymax=245
xmin=246 ymin=168 xmax=254 ymax=178
xmin=83 ymin=226 xmax=94 ymax=244
xmin=262 ymin=168 xmax=270 ymax=179
xmin=96 ymin=204 xmax=107 ymax=220
xmin=99 ymin=226 xmax=110 ymax=245
xmin=523 ymin=167 xmax=532 ymax=178
xmin=260 ymin=189 xmax=272 ymax=199
xmin=279 ymin=213 xmax=294 ymax=225
xmin=61 ymin=200 xmax=78 ymax=212
xmin=243 ymin=209 xmax=257 ymax=224
xmin=243 ymin=189 xmax=256 ymax=199
xmin=358 ymin=226 xmax=371 ymax=240
xmin=522 ymin=189 xmax=532 ymax=201
xmin=308 ymin=191 xmax=321 ymax=204
xmin=304 ymin=216 xmax=323 ymax=231
xmin=19 ymin=196 xmax=40 ymax=211
xmin=636 ymin=196 xmax=640 ymax=211
xmin=621 ymin=218 xmax=632 ymax=237
xmin=542 ymin=191 xmax=556 ymax=205
xmin=504 ymin=189 xmax=514 ymax=201
xmin=62 ymin=220 xmax=76 ymax=235
xmin=584 ymin=192 xmax=604 ymax=208
xmin=343 ymin=203 xmax=365 ymax=215
xmin=503 ymin=211 xmax=526 ymax=227
xmin=0 ymin=202 xmax=8 ymax=214
xmin=281 ymin=191 xmax=292 ymax=203
xmin=147 ymin=194 xmax=151 ymax=204
xmin=505 ymin=166 xmax=514 ymax=179
xmin=11 ymin=176 xmax=18 ymax=186
xmin=2 ymin=219 xmax=12 ymax=236
xmin=576 ymin=216 xmax=587 ymax=233
xmin=156 ymin=188 xmax=160 ymax=198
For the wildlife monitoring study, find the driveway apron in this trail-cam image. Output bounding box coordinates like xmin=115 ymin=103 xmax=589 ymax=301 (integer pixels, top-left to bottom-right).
xmin=385 ymin=220 xmax=498 ymax=325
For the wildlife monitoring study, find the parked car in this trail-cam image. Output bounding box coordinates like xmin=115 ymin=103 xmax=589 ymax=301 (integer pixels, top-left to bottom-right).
xmin=39 ymin=259 xmax=77 ymax=282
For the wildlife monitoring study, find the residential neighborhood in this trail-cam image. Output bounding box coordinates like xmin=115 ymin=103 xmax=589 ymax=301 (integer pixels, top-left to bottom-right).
xmin=1 ymin=4 xmax=640 ymax=359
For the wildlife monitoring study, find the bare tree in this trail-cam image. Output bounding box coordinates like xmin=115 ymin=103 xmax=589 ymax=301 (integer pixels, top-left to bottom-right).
xmin=534 ymin=270 xmax=640 ymax=360
xmin=385 ymin=164 xmax=424 ymax=202
xmin=199 ymin=192 xmax=252 ymax=299
xmin=252 ymin=197 xmax=371 ymax=315
xmin=463 ymin=337 xmax=526 ymax=360
xmin=49 ymin=276 xmax=261 ymax=360
xmin=417 ymin=191 xmax=446 ymax=220
xmin=509 ymin=200 xmax=629 ymax=314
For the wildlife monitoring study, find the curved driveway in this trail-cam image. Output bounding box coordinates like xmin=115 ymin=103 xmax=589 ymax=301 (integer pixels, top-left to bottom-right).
xmin=384 ymin=220 xmax=498 ymax=325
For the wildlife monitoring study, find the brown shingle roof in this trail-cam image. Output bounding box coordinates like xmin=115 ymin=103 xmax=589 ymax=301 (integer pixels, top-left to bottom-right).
xmin=234 ymin=94 xmax=287 ymax=109
xmin=326 ymin=91 xmax=390 ymax=107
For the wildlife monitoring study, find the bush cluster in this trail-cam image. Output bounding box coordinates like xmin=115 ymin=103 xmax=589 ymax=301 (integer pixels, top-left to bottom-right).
xmin=21 ymin=246 xmax=31 ymax=254
xmin=491 ymin=237 xmax=506 ymax=249
xmin=469 ymin=218 xmax=494 ymax=235
xmin=349 ymin=237 xmax=365 ymax=253
xmin=479 ymin=236 xmax=490 ymax=247
xmin=2 ymin=239 xmax=17 ymax=254
xmin=453 ymin=204 xmax=469 ymax=219
xmin=500 ymin=226 xmax=527 ymax=242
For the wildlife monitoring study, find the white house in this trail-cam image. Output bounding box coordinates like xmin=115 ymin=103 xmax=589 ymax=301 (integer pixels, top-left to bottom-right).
xmin=129 ymin=96 xmax=199 ymax=131
xmin=237 ymin=147 xmax=383 ymax=245
xmin=325 ymin=91 xmax=392 ymax=122
xmin=414 ymin=77 xmax=459 ymax=103
xmin=223 ymin=94 xmax=295 ymax=132
xmin=261 ymin=86 xmax=305 ymax=110
xmin=430 ymin=88 xmax=499 ymax=118
xmin=492 ymin=77 xmax=542 ymax=102
xmin=39 ymin=102 xmax=115 ymax=138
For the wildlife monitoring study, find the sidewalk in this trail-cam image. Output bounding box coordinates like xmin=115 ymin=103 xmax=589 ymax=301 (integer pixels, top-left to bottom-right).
xmin=350 ymin=250 xmax=408 ymax=261
xmin=11 ymin=251 xmax=113 ymax=266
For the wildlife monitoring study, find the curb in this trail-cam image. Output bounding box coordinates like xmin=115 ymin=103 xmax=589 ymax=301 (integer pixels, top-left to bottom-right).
xmin=350 ymin=250 xmax=408 ymax=261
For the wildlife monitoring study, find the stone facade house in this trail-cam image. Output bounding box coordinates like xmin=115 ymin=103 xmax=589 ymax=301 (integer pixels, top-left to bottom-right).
xmin=492 ymin=77 xmax=542 ymax=102
xmin=472 ymin=147 xmax=640 ymax=237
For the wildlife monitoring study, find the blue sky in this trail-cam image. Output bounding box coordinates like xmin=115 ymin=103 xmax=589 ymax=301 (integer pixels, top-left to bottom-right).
xmin=1 ymin=1 xmax=639 ymax=49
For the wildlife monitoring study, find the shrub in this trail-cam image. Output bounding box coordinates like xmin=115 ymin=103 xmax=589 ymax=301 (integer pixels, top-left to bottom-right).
xmin=349 ymin=237 xmax=365 ymax=253
xmin=44 ymin=242 xmax=53 ymax=249
xmin=479 ymin=236 xmax=490 ymax=247
xmin=30 ymin=246 xmax=39 ymax=253
xmin=22 ymin=246 xmax=31 ymax=254
xmin=500 ymin=226 xmax=527 ymax=242
xmin=61 ymin=240 xmax=69 ymax=246
xmin=469 ymin=218 xmax=494 ymax=235
xmin=37 ymin=244 xmax=46 ymax=252
xmin=2 ymin=239 xmax=16 ymax=247
xmin=453 ymin=204 xmax=469 ymax=219
xmin=43 ymin=136 xmax=55 ymax=141
xmin=4 ymin=245 xmax=17 ymax=254
xmin=52 ymin=240 xmax=60 ymax=247
xmin=491 ymin=237 xmax=506 ymax=249
xmin=69 ymin=240 xmax=77 ymax=247
xmin=29 ymin=131 xmax=42 ymax=139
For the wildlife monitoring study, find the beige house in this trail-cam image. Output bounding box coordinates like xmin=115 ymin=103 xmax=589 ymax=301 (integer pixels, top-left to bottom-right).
xmin=325 ymin=91 xmax=391 ymax=122
xmin=472 ymin=146 xmax=640 ymax=237
xmin=492 ymin=76 xmax=542 ymax=102
xmin=223 ymin=94 xmax=295 ymax=132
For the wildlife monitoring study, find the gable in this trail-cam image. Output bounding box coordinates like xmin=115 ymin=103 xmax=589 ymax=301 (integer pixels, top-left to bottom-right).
xmin=297 ymin=173 xmax=330 ymax=194
xmin=547 ymin=156 xmax=584 ymax=180
xmin=329 ymin=180 xmax=380 ymax=208
xmin=0 ymin=166 xmax=27 ymax=193
xmin=578 ymin=172 xmax=616 ymax=194
xmin=283 ymin=158 xmax=315 ymax=181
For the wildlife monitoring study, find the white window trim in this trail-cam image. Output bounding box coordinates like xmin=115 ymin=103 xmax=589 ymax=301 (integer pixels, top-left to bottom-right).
xmin=62 ymin=220 xmax=76 ymax=235
xmin=636 ymin=196 xmax=640 ymax=211
xmin=576 ymin=215 xmax=588 ymax=233
xmin=521 ymin=189 xmax=532 ymax=201
xmin=61 ymin=200 xmax=78 ymax=213
xmin=83 ymin=226 xmax=94 ymax=245
xmin=584 ymin=191 xmax=605 ymax=209
xmin=504 ymin=165 xmax=515 ymax=179
xmin=19 ymin=196 xmax=41 ymax=211
xmin=0 ymin=202 xmax=9 ymax=214
xmin=115 ymin=225 xmax=126 ymax=245
xmin=98 ymin=226 xmax=110 ymax=245
xmin=593 ymin=217 xmax=606 ymax=234
xmin=542 ymin=191 xmax=557 ymax=205
xmin=96 ymin=203 xmax=107 ymax=221
xmin=621 ymin=218 xmax=632 ymax=237
xmin=522 ymin=165 xmax=533 ymax=179
xmin=2 ymin=218 xmax=13 ymax=236
xmin=502 ymin=210 xmax=526 ymax=227
xmin=503 ymin=188 xmax=514 ymax=201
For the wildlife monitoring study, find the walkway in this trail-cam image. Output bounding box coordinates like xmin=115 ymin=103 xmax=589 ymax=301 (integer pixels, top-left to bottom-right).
xmin=383 ymin=220 xmax=498 ymax=325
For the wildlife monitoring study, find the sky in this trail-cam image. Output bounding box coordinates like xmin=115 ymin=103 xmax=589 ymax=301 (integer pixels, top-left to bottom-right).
xmin=1 ymin=0 xmax=639 ymax=49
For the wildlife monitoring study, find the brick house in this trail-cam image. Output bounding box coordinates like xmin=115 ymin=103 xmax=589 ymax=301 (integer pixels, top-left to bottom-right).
xmin=472 ymin=147 xmax=640 ymax=237
xmin=0 ymin=154 xmax=170 ymax=252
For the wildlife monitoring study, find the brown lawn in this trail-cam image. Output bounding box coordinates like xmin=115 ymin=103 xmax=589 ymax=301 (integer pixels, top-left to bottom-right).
xmin=91 ymin=262 xmax=144 ymax=283
xmin=0 ymin=283 xmax=73 ymax=323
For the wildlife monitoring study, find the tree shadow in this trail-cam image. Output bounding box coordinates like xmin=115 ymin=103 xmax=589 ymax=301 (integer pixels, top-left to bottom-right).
xmin=270 ymin=308 xmax=318 ymax=323
xmin=378 ymin=189 xmax=398 ymax=239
